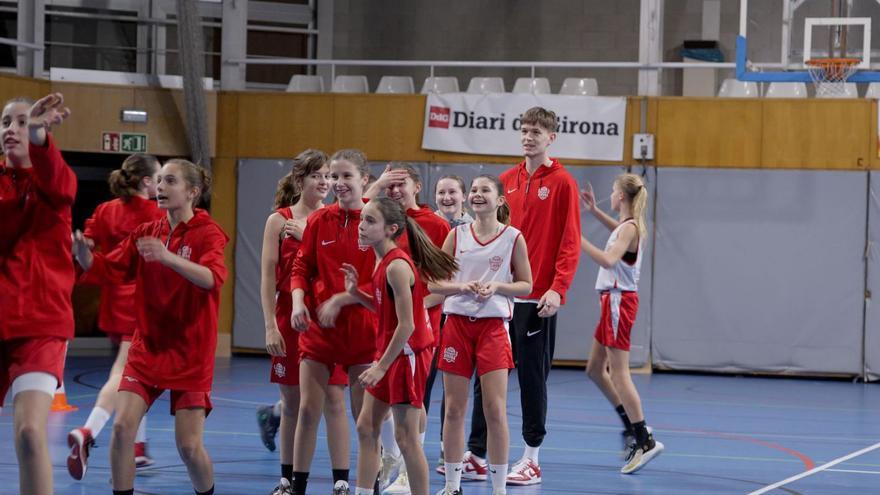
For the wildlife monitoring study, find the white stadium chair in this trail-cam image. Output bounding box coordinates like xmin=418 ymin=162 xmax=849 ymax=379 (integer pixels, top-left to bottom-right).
xmin=466 ymin=77 xmax=505 ymax=94
xmin=285 ymin=75 xmax=324 ymax=93
xmin=331 ymin=75 xmax=369 ymax=93
xmin=512 ymin=77 xmax=551 ymax=94
xmin=559 ymin=77 xmax=599 ymax=96
xmin=421 ymin=77 xmax=460 ymax=94
xmin=376 ymin=76 xmax=415 ymax=94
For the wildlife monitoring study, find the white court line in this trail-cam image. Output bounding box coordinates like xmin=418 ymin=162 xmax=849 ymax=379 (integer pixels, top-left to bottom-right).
xmin=747 ymin=442 xmax=880 ymax=495
xmin=826 ymin=468 xmax=880 ymax=475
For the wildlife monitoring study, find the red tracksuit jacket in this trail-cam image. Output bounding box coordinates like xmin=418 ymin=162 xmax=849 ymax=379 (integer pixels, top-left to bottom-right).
xmin=289 ymin=203 xmax=377 ymax=365
xmin=83 ymin=196 xmax=164 ymax=335
xmin=86 ymin=209 xmax=228 ymax=391
xmin=0 ymin=134 xmax=77 ymax=340
xmin=500 ymin=158 xmax=581 ymax=304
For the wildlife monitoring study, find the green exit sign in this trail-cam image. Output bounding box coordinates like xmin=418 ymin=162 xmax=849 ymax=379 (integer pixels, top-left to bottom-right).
xmin=121 ymin=133 xmax=147 ymax=153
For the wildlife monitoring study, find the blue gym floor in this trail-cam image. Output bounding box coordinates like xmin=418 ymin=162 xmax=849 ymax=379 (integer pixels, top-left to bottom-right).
xmin=1 ymin=355 xmax=878 ymax=494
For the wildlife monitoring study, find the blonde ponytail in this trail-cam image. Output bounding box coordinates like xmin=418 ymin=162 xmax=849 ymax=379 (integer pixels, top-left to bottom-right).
xmin=616 ymin=173 xmax=648 ymax=238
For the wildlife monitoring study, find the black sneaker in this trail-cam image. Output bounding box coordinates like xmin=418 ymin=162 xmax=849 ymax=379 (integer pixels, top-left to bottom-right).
xmin=257 ymin=404 xmax=281 ymax=452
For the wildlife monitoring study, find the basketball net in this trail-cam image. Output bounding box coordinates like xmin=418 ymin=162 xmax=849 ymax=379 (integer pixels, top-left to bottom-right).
xmin=805 ymin=58 xmax=859 ymax=97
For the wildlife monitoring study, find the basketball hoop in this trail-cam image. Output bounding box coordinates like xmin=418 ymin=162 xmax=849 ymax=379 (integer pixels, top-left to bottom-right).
xmin=805 ymin=58 xmax=860 ymax=97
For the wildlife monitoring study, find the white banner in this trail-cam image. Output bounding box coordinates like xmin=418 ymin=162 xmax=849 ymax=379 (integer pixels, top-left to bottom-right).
xmin=422 ymin=93 xmax=627 ymax=161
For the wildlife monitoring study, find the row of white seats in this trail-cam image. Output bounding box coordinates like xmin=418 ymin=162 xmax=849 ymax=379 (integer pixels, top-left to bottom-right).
xmin=286 ymin=75 xmax=600 ymax=95
xmin=718 ymin=78 xmax=880 ymax=98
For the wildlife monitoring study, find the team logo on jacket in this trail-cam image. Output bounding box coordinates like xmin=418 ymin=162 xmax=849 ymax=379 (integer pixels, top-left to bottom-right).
xmin=273 ymin=362 xmax=286 ymax=378
xmin=443 ymin=346 xmax=458 ymax=363
xmin=177 ymin=245 xmax=192 ymax=260
xmin=375 ymin=288 xmax=382 ymax=305
xmin=489 ymin=255 xmax=503 ymax=272
xmin=537 ymin=186 xmax=550 ymax=200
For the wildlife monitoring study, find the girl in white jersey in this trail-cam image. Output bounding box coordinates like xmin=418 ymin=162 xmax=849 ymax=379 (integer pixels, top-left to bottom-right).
xmin=580 ymin=173 xmax=663 ymax=474
xmin=430 ymin=175 xmax=533 ymax=495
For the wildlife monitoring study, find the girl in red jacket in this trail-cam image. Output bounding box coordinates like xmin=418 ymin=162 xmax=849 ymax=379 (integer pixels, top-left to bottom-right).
xmin=73 ymin=159 xmax=227 ymax=495
xmin=0 ymin=93 xmax=74 ymax=495
xmin=343 ymin=197 xmax=457 ymax=495
xmin=257 ymin=149 xmax=352 ymax=495
xmin=365 ymin=164 xmax=450 ymax=493
xmin=67 ymin=153 xmax=163 ymax=480
xmin=288 ymin=149 xmax=377 ymax=495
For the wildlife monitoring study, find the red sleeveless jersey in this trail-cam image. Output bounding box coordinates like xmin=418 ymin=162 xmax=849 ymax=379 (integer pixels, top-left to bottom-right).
xmin=372 ymin=248 xmax=433 ymax=356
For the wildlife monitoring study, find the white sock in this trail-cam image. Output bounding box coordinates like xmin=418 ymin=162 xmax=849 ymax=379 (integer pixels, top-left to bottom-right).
xmin=84 ymin=406 xmax=111 ymax=438
xmin=380 ymin=416 xmax=401 ymax=458
xmin=523 ymin=445 xmax=539 ymax=463
xmin=444 ymin=462 xmax=462 ymax=490
xmin=489 ymin=464 xmax=508 ymax=491
xmin=273 ymin=399 xmax=283 ymax=417
xmin=354 ymin=488 xmax=374 ymax=495
xmin=135 ymin=415 xmax=147 ymax=443
xmin=419 ymin=430 xmax=426 ymax=446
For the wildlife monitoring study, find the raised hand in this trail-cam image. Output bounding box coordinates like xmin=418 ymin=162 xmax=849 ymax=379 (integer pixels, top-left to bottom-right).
xmin=580 ymin=181 xmax=597 ymax=212
xmin=28 ymin=93 xmax=71 ymax=131
xmin=375 ymin=164 xmax=410 ymax=190
xmin=340 ymin=263 xmax=360 ymax=295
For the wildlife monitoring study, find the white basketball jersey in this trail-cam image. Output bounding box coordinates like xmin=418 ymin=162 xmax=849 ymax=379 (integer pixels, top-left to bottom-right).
xmin=443 ymin=224 xmax=521 ymax=319
xmin=595 ymin=220 xmax=642 ymax=292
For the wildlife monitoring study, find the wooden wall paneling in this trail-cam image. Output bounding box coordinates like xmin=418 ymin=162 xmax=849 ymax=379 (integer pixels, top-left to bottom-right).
xmin=871 ymin=99 xmax=879 ymax=171
xmin=0 ymin=73 xmax=49 ymax=103
xmin=216 ymin=92 xmax=239 ymax=158
xmin=211 ymin=156 xmax=238 ymax=349
xmin=656 ymin=97 xmax=763 ymax=168
xmin=332 ymin=94 xmax=433 ymax=161
xmin=233 ymin=92 xmax=335 ymax=158
xmin=762 ymin=99 xmax=870 ymax=170
xmin=48 ymin=82 xmax=136 ymax=153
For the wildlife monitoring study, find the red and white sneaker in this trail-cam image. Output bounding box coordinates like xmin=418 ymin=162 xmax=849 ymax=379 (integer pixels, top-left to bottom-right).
xmin=135 ymin=442 xmax=154 ymax=468
xmin=67 ymin=427 xmax=94 ymax=480
xmin=460 ymin=451 xmax=488 ymax=481
xmin=505 ymin=458 xmax=542 ymax=486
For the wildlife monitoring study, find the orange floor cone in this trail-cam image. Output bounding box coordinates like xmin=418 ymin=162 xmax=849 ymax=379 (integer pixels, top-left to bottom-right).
xmin=51 ymin=382 xmax=77 ymax=412
xmin=51 ymin=342 xmax=77 ymax=412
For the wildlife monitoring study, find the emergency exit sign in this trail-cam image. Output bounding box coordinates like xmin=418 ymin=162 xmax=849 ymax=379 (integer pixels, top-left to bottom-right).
xmin=102 ymin=132 xmax=148 ymax=153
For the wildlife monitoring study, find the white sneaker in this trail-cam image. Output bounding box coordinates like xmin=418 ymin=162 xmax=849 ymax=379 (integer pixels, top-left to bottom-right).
xmin=332 ymin=480 xmax=351 ymax=495
xmin=383 ymin=469 xmax=411 ymax=494
xmin=379 ymin=453 xmax=404 ymax=490
xmin=270 ymin=478 xmax=293 ymax=495
xmin=621 ymin=434 xmax=664 ymax=474
xmin=434 ymin=487 xmax=462 ymax=495
xmin=460 ymin=451 xmax=488 ymax=481
xmin=505 ymin=457 xmax=541 ymax=486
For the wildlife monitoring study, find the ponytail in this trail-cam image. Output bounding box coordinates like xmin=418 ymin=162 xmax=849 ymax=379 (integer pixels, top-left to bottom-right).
xmin=632 ymin=186 xmax=648 ymax=238
xmin=108 ymin=154 xmax=160 ymax=200
xmin=403 ymin=216 xmax=458 ymax=282
xmin=616 ymin=173 xmax=648 ymax=238
xmin=371 ymin=197 xmax=458 ymax=282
